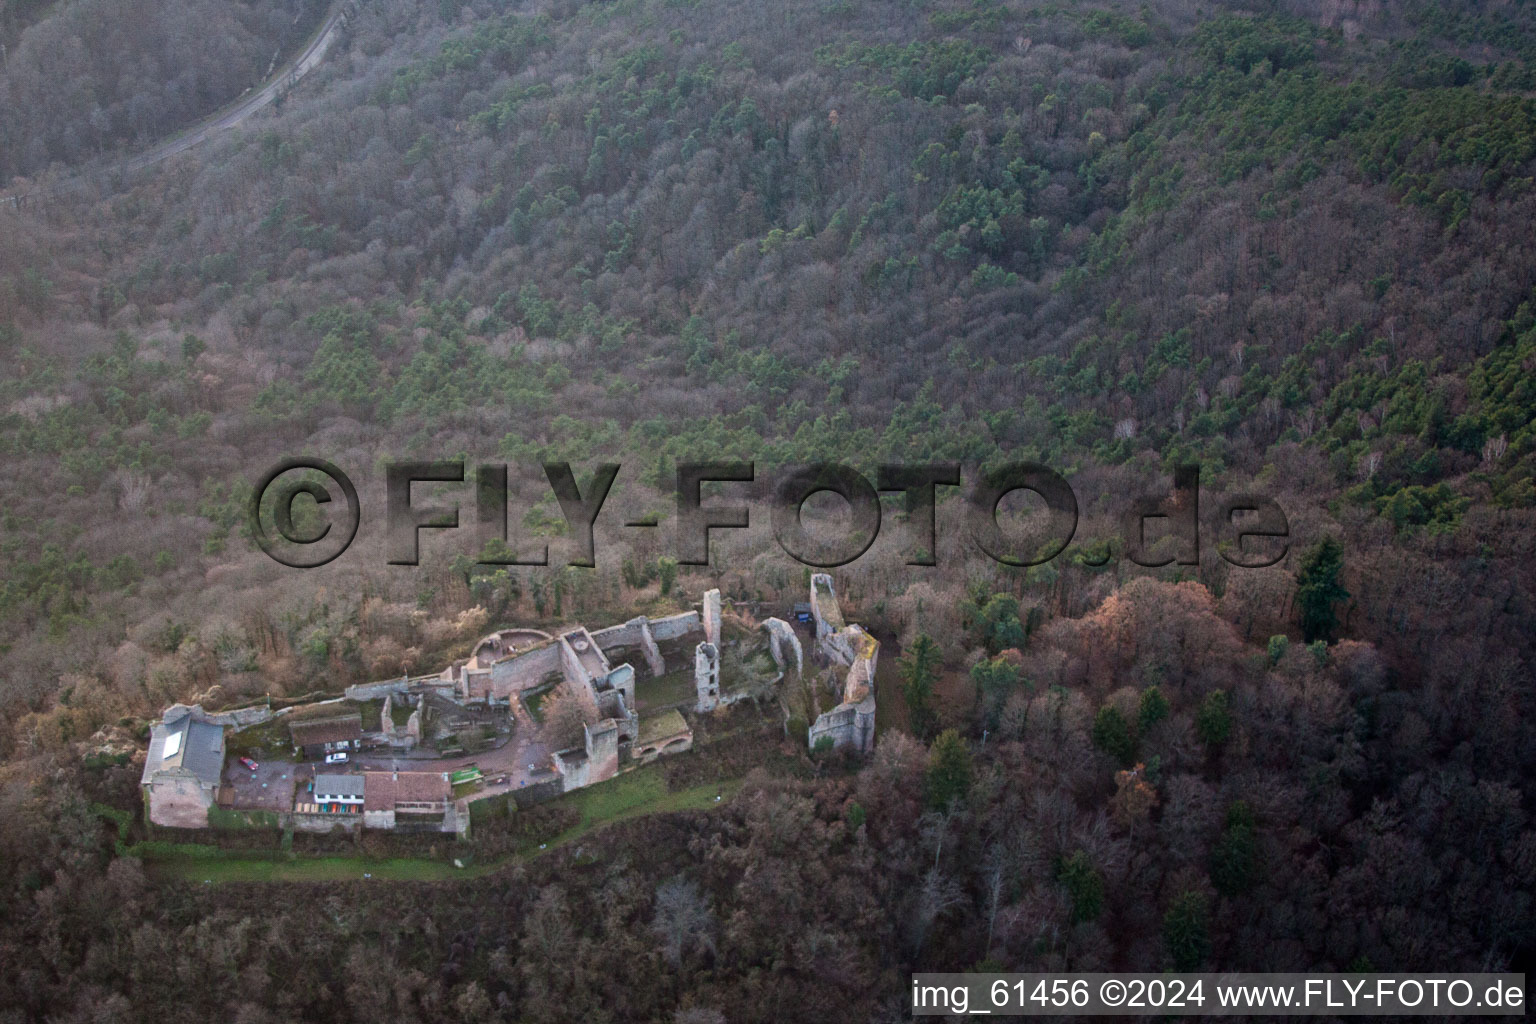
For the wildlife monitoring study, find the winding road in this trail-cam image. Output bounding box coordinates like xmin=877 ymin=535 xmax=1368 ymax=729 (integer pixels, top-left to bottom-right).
xmin=1 ymin=0 xmax=348 ymax=208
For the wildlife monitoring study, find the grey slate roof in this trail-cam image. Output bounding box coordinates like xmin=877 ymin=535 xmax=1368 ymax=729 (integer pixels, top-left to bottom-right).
xmin=314 ymin=773 xmax=366 ymax=799
xmin=141 ymin=710 xmax=225 ymax=787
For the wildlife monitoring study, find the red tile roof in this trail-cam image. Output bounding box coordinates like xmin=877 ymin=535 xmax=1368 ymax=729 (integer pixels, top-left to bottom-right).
xmin=363 ymin=770 xmax=450 ymax=810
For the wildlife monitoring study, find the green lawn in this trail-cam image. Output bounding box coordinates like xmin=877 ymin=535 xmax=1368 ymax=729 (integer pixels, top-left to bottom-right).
xmin=522 ymin=686 xmax=552 ymax=722
xmin=556 ymin=763 xmax=734 ymax=832
xmin=154 ymin=854 xmax=480 ymax=883
xmin=634 ymin=668 xmax=697 ymax=710
xmin=225 ymin=717 xmax=294 ymax=759
xmin=140 ymin=763 xmax=742 ymax=885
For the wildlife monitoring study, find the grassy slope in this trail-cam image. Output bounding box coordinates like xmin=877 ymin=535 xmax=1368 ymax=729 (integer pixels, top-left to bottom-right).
xmin=139 ymin=763 xmax=744 ymax=883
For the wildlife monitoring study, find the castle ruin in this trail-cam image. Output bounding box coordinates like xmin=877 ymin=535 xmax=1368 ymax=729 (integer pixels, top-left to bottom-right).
xmin=805 ymin=573 xmax=878 ymax=753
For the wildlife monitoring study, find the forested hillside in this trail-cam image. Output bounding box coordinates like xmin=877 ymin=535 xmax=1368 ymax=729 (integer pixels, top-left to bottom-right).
xmin=0 ymin=0 xmax=327 ymax=176
xmin=0 ymin=0 xmax=1532 ymax=1019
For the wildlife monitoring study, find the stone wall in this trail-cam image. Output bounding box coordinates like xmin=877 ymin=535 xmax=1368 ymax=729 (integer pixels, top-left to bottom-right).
xmin=808 ymin=694 xmax=876 ymax=752
xmin=702 ymin=588 xmax=721 ymax=647
xmin=590 ymin=618 xmax=646 ymax=649
xmin=486 ymin=641 xmax=563 ymax=697
xmin=363 ymin=808 xmax=395 ymax=829
xmin=585 ymin=720 xmax=620 ymax=783
xmin=609 ymin=663 xmax=637 ymax=707
xmin=810 ymin=573 xmax=844 ymax=643
xmin=511 ymin=777 xmax=564 ymax=809
xmin=807 ymin=704 xmax=858 ymax=749
xmin=842 ymin=630 xmax=879 ymax=702
xmin=648 ymin=610 xmax=701 ymax=641
xmin=636 ymin=620 xmax=665 ymax=676
xmin=635 ymin=733 xmax=693 ymax=763
xmin=694 ymin=642 xmax=720 ymax=711
xmin=554 ymin=748 xmax=591 ymax=791
xmin=802 ymin=575 xmax=878 ymax=753
xmin=161 ymin=700 xmax=286 ymax=730
xmin=218 ymin=705 xmax=279 ymax=728
xmin=592 ymin=617 xmax=669 ymax=676
xmin=344 ymin=679 xmax=412 ymax=701
xmin=291 ymin=812 xmax=362 ymax=834
xmin=380 ymin=694 xmax=397 ymax=744
xmin=763 ymin=618 xmax=803 ymax=676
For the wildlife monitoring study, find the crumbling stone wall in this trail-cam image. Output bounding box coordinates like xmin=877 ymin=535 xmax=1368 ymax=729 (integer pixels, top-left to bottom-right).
xmin=485 ymin=641 xmax=563 ymax=698
xmin=380 ymin=694 xmax=397 ymax=744
xmin=648 ymin=611 xmax=702 ymax=641
xmin=809 ymin=573 xmax=844 ymax=645
xmin=637 ymin=620 xmax=665 ymax=676
xmin=160 ymin=701 xmax=282 ymax=729
xmin=807 ymin=694 xmax=875 ymax=752
xmin=807 ymin=704 xmax=857 ymax=749
xmin=344 ymin=679 xmax=412 ymax=701
xmin=590 ymin=619 xmax=643 ymax=648
xmin=762 ymin=618 xmax=803 ymax=676
xmin=702 ymin=589 xmax=721 ymax=647
xmin=845 ymin=643 xmax=877 ymax=702
xmin=609 ymin=663 xmax=637 ymax=708
xmin=804 ymin=576 xmax=879 ymax=753
xmin=592 ymin=617 xmax=666 ymax=676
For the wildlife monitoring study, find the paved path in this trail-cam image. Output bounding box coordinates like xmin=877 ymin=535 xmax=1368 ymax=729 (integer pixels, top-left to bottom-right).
xmin=1 ymin=0 xmax=347 ymax=209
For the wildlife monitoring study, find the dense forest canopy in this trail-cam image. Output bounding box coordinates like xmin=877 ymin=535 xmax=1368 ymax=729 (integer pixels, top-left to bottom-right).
xmin=0 ymin=0 xmax=326 ymax=176
xmin=0 ymin=0 xmax=1532 ymax=1020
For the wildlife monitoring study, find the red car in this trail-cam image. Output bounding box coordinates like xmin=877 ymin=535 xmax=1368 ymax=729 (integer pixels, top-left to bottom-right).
xmin=239 ymin=757 xmax=259 ymax=771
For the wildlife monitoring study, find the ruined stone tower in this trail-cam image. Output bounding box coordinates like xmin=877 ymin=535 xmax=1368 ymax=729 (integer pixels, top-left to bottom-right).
xmin=694 ymin=641 xmax=720 ymax=711
xmin=693 ymin=588 xmax=723 ymax=712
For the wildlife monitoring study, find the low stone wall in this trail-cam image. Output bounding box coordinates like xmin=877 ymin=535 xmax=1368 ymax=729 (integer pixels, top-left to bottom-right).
xmin=290 ymin=812 xmax=362 ymax=834
xmin=635 ymin=733 xmax=693 ymax=763
xmin=511 ymin=777 xmax=563 ymax=809
xmin=160 ymin=701 xmax=289 ymax=730
xmin=215 ymin=705 xmax=278 ymax=728
xmin=345 ymin=679 xmax=412 ymax=701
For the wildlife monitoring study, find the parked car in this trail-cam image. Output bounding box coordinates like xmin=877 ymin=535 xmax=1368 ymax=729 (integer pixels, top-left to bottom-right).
xmin=239 ymin=757 xmax=259 ymax=771
xmin=324 ymin=752 xmax=348 ymax=764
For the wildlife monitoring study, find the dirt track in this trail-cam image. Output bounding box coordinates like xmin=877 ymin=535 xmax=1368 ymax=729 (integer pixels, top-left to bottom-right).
xmin=1 ymin=0 xmax=346 ymax=208
xmin=124 ymin=1 xmax=348 ymax=171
